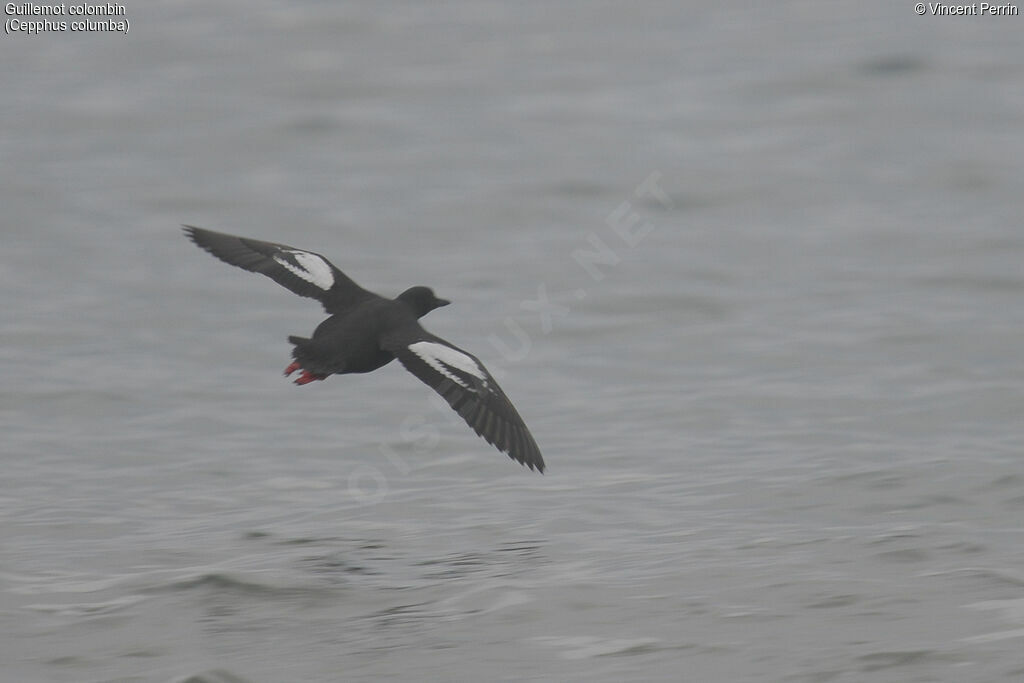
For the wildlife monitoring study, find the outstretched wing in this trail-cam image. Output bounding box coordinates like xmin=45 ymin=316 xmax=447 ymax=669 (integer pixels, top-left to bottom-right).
xmin=183 ymin=226 xmax=378 ymax=314
xmin=383 ymin=329 xmax=545 ymax=473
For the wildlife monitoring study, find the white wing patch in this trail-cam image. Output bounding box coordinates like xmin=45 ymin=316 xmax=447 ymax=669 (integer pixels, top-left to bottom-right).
xmin=273 ymin=250 xmax=335 ymax=291
xmin=409 ymin=341 xmax=488 ymax=389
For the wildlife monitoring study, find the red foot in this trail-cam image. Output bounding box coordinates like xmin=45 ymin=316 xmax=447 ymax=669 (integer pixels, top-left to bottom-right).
xmin=294 ymin=370 xmax=326 ymax=385
xmin=284 ymin=361 xmax=301 ymax=377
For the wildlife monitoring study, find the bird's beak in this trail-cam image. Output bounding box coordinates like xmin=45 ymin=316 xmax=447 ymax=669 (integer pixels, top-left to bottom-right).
xmin=436 ymin=298 xmax=451 ymax=307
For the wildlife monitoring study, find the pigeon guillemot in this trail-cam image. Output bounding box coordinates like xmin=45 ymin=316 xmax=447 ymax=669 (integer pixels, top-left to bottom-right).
xmin=183 ymin=226 xmax=544 ymax=473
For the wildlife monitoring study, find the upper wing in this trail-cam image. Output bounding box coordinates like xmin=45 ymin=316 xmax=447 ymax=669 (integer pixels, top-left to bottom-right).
xmin=383 ymin=329 xmax=545 ymax=473
xmin=183 ymin=226 xmax=378 ymax=314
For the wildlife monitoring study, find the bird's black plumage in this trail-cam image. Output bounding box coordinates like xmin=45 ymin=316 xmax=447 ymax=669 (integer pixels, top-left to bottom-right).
xmin=183 ymin=225 xmax=545 ymax=473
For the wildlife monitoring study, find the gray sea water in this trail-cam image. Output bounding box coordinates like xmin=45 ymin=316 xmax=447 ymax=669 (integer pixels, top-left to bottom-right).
xmin=3 ymin=2 xmax=1024 ymax=681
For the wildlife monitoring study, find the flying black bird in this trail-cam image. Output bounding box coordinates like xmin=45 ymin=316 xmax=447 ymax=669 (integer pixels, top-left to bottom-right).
xmin=183 ymin=226 xmax=544 ymax=473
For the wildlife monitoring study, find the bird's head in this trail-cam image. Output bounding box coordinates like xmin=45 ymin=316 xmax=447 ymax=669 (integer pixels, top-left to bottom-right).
xmin=397 ymin=286 xmax=450 ymax=318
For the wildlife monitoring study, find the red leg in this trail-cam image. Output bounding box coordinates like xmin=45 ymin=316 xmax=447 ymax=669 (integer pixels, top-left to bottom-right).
xmin=294 ymin=370 xmax=326 ymax=385
xmin=284 ymin=361 xmax=301 ymax=376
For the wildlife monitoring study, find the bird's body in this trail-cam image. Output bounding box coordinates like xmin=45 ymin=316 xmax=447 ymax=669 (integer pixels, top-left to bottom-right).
xmin=183 ymin=226 xmax=544 ymax=472
xmin=288 ymin=298 xmax=403 ymax=380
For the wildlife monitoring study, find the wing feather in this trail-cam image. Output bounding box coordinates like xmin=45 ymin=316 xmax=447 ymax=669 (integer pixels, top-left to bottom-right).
xmin=384 ymin=333 xmax=545 ymax=472
xmin=183 ymin=226 xmax=377 ymax=314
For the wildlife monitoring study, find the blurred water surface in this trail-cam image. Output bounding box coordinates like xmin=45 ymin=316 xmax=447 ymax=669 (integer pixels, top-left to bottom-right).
xmin=2 ymin=2 xmax=1024 ymax=681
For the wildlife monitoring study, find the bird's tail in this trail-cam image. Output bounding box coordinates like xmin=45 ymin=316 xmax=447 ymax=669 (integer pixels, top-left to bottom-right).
xmin=287 ymin=336 xmax=328 ymax=374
